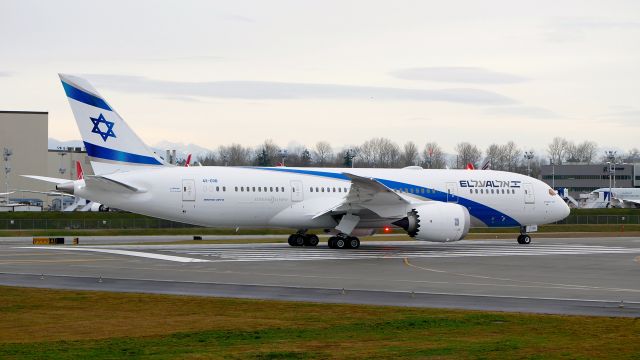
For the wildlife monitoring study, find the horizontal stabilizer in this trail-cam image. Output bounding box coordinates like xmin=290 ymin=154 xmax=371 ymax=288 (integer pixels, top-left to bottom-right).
xmin=84 ymin=175 xmax=144 ymax=193
xmin=22 ymin=175 xmax=71 ymax=185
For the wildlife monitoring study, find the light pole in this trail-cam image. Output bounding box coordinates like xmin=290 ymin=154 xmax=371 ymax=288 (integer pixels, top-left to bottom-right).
xmin=3 ymin=148 xmax=12 ymax=205
xmin=549 ymin=158 xmax=555 ymax=189
xmin=524 ymin=151 xmax=534 ymax=177
xmin=278 ymin=149 xmax=288 ymax=167
xmin=605 ymin=151 xmax=616 ymax=207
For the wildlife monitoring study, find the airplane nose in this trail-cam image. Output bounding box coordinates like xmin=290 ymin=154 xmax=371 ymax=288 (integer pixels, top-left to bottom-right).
xmin=557 ymin=199 xmax=570 ymax=220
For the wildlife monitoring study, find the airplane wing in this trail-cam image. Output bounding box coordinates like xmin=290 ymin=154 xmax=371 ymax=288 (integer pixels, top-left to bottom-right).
xmin=11 ymin=189 xmax=74 ymax=197
xmin=0 ymin=191 xmax=14 ymax=196
xmin=22 ymin=175 xmax=70 ymax=184
xmin=313 ymin=172 xmax=412 ymax=219
xmin=84 ymin=175 xmax=144 ymax=193
xmin=621 ymin=199 xmax=640 ymax=207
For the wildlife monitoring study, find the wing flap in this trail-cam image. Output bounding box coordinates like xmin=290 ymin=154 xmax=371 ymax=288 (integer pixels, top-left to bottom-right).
xmin=312 ymin=172 xmax=411 ymax=219
xmin=85 ymin=175 xmax=144 ymax=193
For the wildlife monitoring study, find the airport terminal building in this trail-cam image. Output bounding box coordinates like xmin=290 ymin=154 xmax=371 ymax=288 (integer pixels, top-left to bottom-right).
xmin=540 ymin=163 xmax=640 ymax=198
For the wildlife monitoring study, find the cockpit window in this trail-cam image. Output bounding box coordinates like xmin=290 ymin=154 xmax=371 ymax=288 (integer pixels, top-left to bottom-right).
xmin=548 ymin=189 xmax=556 ymax=196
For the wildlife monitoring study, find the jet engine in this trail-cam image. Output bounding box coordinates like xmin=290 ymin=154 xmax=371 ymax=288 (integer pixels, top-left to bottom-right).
xmin=89 ymin=203 xmax=109 ymax=212
xmin=393 ymin=202 xmax=470 ymax=242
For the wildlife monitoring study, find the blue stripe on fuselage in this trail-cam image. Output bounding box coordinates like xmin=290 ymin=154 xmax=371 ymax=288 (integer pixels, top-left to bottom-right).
xmin=84 ymin=141 xmax=162 ymax=165
xmin=254 ymin=167 xmax=520 ymax=227
xmin=61 ymin=81 xmax=112 ymax=111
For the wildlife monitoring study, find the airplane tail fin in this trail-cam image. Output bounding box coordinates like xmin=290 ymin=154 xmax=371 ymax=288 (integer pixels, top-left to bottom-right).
xmin=76 ymin=161 xmax=84 ymax=180
xmin=58 ymin=74 xmax=167 ymax=174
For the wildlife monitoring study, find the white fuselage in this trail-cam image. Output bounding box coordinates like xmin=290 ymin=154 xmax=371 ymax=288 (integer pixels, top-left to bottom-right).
xmin=72 ymin=166 xmax=570 ymax=231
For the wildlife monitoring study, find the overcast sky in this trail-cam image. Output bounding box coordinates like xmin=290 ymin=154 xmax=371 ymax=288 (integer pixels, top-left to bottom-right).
xmin=1 ymin=0 xmax=639 ymax=154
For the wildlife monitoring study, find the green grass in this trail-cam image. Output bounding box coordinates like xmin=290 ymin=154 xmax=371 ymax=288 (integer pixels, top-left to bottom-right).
xmin=0 ymin=286 xmax=638 ymax=359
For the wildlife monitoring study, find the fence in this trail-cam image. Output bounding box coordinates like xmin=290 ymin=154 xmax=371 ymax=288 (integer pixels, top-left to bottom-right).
xmin=554 ymin=215 xmax=640 ymax=225
xmin=0 ymin=218 xmax=197 ymax=230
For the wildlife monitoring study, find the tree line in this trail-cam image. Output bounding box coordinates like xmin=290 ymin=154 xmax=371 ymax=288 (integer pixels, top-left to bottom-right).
xmin=195 ymin=137 xmax=640 ymax=177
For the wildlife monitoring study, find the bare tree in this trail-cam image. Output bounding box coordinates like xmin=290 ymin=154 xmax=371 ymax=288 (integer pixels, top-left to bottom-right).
xmin=422 ymin=142 xmax=446 ymax=169
xmin=576 ymin=141 xmax=598 ymax=163
xmin=454 ymin=142 xmax=482 ymax=169
xmin=197 ymin=152 xmax=217 ymax=166
xmin=501 ymin=141 xmax=522 ymax=171
xmin=358 ymin=137 xmax=401 ymax=167
xmin=625 ymin=148 xmax=640 ymax=163
xmin=401 ymin=141 xmax=420 ymax=167
xmin=485 ymin=144 xmax=502 ymax=170
xmin=547 ymin=137 xmax=569 ymax=165
xmin=313 ymin=141 xmax=334 ymax=167
xmin=218 ymin=143 xmax=252 ymax=166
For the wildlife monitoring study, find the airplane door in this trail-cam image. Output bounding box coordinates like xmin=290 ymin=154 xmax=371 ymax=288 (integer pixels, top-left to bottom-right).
xmin=446 ymin=182 xmax=458 ymax=203
xmin=182 ymin=179 xmax=196 ymax=202
xmin=523 ymin=183 xmax=535 ymax=204
xmin=290 ymin=180 xmax=303 ymax=202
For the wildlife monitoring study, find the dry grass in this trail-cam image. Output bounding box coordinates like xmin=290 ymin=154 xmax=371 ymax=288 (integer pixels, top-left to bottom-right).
xmin=0 ymin=286 xmax=639 ymax=359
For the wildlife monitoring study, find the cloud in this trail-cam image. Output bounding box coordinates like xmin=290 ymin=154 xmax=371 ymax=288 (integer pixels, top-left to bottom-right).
xmin=0 ymin=71 xmax=11 ymax=77
xmin=596 ymin=108 xmax=640 ymax=127
xmin=545 ymin=18 xmax=640 ymax=42
xmin=484 ymin=106 xmax=561 ymax=119
xmin=85 ymin=74 xmax=516 ymax=105
xmin=391 ymin=67 xmax=527 ymax=84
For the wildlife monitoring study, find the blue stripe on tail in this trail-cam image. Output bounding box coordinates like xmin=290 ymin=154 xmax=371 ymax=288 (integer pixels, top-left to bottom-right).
xmin=84 ymin=142 xmax=162 ymax=165
xmin=61 ymin=81 xmax=112 ymax=111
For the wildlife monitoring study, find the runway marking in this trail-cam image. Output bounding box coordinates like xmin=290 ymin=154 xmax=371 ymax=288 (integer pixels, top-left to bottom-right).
xmin=402 ymin=258 xmax=640 ymax=293
xmin=0 ymin=258 xmax=118 ymax=265
xmin=19 ymin=247 xmax=210 ymax=263
xmin=159 ymin=243 xmax=640 ymax=262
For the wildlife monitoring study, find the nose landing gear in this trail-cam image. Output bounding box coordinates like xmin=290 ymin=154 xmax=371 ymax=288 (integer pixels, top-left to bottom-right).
xmin=517 ymin=226 xmax=532 ymax=244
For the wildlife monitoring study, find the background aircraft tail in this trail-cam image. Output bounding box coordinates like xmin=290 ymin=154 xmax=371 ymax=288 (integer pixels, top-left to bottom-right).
xmin=59 ymin=74 xmax=167 ymax=174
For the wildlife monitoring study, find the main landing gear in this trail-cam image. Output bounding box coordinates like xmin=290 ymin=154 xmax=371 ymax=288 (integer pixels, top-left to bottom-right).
xmin=328 ymin=234 xmax=360 ymax=249
xmin=287 ymin=232 xmax=361 ymax=249
xmin=287 ymin=233 xmax=319 ymax=247
xmin=517 ymin=226 xmax=532 ymax=245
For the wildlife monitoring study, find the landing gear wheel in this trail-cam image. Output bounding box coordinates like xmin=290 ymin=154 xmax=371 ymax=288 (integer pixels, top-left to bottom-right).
xmin=517 ymin=234 xmax=531 ymax=245
xmin=335 ymin=237 xmax=347 ymax=249
xmin=304 ymin=234 xmax=319 ymax=247
xmin=288 ymin=234 xmax=305 ymax=247
xmin=328 ymin=237 xmax=337 ymax=249
xmin=347 ymin=237 xmax=360 ymax=249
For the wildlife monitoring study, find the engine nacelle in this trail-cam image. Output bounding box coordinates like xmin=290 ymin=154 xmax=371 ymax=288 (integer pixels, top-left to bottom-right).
xmin=393 ymin=202 xmax=470 ymax=242
xmin=89 ymin=202 xmax=108 ymax=212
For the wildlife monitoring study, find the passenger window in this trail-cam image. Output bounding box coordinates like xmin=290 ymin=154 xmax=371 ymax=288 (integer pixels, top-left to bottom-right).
xmin=310 ymin=187 xmax=313 ymax=192
xmin=216 ymin=186 xmax=219 ymax=192
xmin=223 ymin=186 xmax=226 ymax=192
xmin=321 ymin=187 xmax=325 ymax=192
xmin=258 ymin=187 xmax=261 ymax=192
xmin=491 ymin=189 xmax=494 ymax=194
xmin=316 ymin=187 xmax=319 ymax=192
xmin=338 ymin=188 xmax=342 ymax=192
xmin=241 ymin=187 xmax=244 ymax=192
xmin=275 ymin=187 xmax=279 ymax=192
xmin=333 ymin=187 xmax=336 ymax=192
xmin=480 ymin=189 xmax=484 ymax=194
xmin=235 ymin=186 xmax=238 ymax=192
xmin=281 ymin=187 xmax=285 ymax=192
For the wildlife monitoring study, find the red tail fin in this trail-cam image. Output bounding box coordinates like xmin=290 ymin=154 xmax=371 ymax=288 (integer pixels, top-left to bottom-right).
xmin=185 ymin=154 xmax=192 ymax=167
xmin=466 ymin=163 xmax=475 ymax=170
xmin=76 ymin=161 xmax=84 ymax=180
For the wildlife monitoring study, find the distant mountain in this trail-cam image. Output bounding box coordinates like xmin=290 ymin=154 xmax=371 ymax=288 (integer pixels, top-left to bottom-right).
xmin=151 ymin=141 xmax=214 ymax=161
xmin=48 ymin=138 xmax=214 ymax=162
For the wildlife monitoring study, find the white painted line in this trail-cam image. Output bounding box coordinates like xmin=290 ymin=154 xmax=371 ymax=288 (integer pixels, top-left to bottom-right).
xmin=18 ymin=247 xmax=209 ymax=263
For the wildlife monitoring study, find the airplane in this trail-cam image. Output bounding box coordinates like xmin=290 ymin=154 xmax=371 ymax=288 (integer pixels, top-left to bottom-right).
xmin=25 ymin=74 xmax=570 ymax=248
xmin=19 ymin=161 xmax=108 ymax=211
xmin=580 ymin=188 xmax=640 ymax=209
